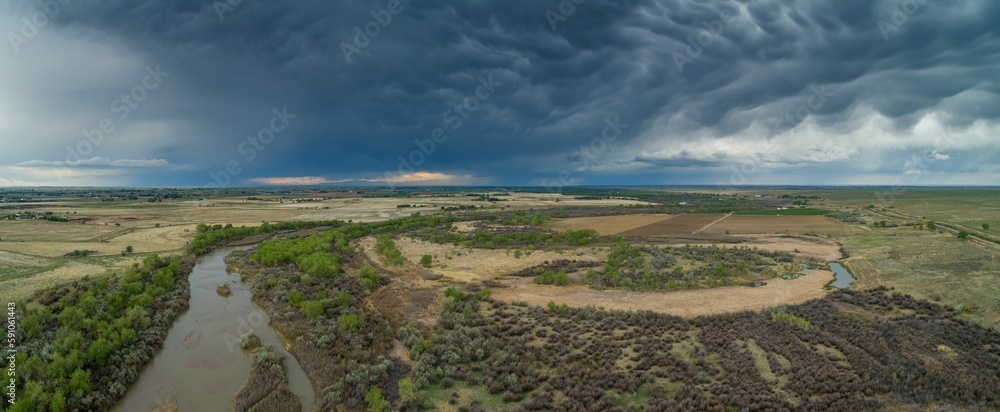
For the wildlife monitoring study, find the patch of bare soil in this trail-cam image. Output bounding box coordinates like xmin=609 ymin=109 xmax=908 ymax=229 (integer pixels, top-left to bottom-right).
xmin=619 ymin=214 xmax=725 ymax=236
xmin=733 ymin=234 xmax=844 ymax=262
xmin=491 ymin=269 xmax=835 ymax=317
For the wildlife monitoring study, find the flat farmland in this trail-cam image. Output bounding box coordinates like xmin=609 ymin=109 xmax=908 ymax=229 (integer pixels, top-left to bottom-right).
xmin=702 ymin=215 xmax=868 ymax=236
xmin=543 ymin=214 xmax=673 ymax=235
xmin=618 ymin=214 xmax=725 ymax=236
xmin=0 ymin=220 xmax=122 ymax=242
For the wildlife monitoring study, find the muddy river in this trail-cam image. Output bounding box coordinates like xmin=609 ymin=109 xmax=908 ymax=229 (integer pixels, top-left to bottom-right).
xmin=112 ymin=247 xmax=315 ymax=411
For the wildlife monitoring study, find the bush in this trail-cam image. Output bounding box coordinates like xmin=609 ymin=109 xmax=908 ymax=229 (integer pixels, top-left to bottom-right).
xmin=365 ymin=387 xmax=389 ymax=412
xmin=300 ymin=300 xmax=324 ymax=318
xmin=240 ymin=331 xmax=261 ymax=350
xmin=339 ymin=313 xmax=365 ymax=333
xmin=420 ymin=254 xmax=433 ymax=267
xmin=358 ymin=265 xmax=381 ymax=290
xmin=957 ymin=230 xmax=970 ymax=240
xmin=534 ymin=270 xmax=569 ymax=286
xmin=287 ymin=289 xmax=305 ymax=307
xmin=771 ymin=311 xmax=811 ymax=330
xmin=444 ymin=288 xmax=464 ymax=300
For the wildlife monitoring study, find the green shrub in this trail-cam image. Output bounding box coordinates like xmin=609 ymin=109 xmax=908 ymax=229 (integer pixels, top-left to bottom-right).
xmin=287 ymin=289 xmax=305 ymax=307
xmin=771 ymin=311 xmax=811 ymax=330
xmin=365 ymin=386 xmax=389 ymax=412
xmin=420 ymin=254 xmax=433 ymax=267
xmin=444 ymin=287 xmax=464 ymax=300
xmin=339 ymin=313 xmax=366 ymax=333
xmin=358 ymin=264 xmax=381 ymax=290
xmin=300 ymin=300 xmax=324 ymax=318
xmin=534 ymin=269 xmax=569 ymax=286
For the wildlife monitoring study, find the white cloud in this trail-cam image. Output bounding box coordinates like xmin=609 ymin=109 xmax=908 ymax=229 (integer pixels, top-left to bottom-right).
xmin=249 ymin=176 xmax=331 ymax=185
xmin=14 ymin=157 xmax=178 ymax=168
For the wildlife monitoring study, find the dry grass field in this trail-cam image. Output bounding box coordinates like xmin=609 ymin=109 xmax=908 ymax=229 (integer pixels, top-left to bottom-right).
xmin=618 ymin=214 xmax=725 ymax=236
xmin=702 ymin=215 xmax=868 ymax=236
xmin=491 ymin=269 xmax=835 ymax=317
xmin=384 ymin=237 xmax=604 ymax=283
xmin=543 ymin=214 xmax=673 ymax=235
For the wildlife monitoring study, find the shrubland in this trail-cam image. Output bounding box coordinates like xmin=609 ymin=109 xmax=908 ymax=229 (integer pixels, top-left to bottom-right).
xmin=5 ymin=254 xmax=192 ymax=411
xmin=584 ymin=239 xmax=795 ymax=291
xmin=403 ymin=286 xmax=1000 ymax=411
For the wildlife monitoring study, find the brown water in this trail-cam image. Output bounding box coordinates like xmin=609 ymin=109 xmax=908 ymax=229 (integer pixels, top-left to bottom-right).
xmin=112 ymin=247 xmax=315 ymax=412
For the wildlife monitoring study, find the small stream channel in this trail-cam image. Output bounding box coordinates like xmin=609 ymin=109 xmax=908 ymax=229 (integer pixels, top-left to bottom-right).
xmin=827 ymin=262 xmax=856 ymax=289
xmin=112 ymin=247 xmax=315 ymax=412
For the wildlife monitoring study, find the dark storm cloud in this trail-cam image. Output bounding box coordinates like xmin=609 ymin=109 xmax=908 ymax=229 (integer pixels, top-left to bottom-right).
xmin=2 ymin=0 xmax=999 ymax=185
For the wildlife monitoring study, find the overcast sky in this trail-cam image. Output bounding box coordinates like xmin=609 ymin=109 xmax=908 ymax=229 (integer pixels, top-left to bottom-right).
xmin=1 ymin=0 xmax=998 ymax=187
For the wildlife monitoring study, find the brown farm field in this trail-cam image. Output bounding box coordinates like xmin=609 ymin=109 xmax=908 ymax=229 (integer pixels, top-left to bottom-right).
xmin=702 ymin=215 xmax=868 ymax=236
xmin=618 ymin=213 xmax=725 ymax=236
xmin=543 ymin=214 xmax=673 ymax=235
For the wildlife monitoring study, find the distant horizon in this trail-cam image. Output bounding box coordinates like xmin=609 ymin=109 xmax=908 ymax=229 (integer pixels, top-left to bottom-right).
xmin=3 ymin=184 xmax=1000 ymax=190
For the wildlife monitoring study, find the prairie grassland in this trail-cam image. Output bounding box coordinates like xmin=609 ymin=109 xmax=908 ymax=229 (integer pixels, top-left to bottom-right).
xmin=0 ymin=220 xmax=122 ymax=241
xmin=380 ymin=236 xmax=605 ymax=283
xmin=768 ymin=188 xmax=998 ymax=232
xmin=0 ymin=250 xmax=59 ymax=281
xmin=843 ymin=227 xmax=1000 ymax=328
xmin=0 ymin=256 xmax=142 ymax=303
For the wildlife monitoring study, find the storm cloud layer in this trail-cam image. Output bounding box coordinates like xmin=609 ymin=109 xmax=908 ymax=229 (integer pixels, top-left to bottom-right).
xmin=1 ymin=0 xmax=998 ymax=187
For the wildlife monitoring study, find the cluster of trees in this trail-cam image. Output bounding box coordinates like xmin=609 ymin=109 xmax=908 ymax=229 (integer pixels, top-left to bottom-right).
xmin=532 ymin=269 xmax=569 ymax=286
xmin=225 ymin=216 xmax=463 ymax=410
xmin=871 ymin=220 xmax=898 ymax=228
xmin=252 ymin=232 xmax=349 ymax=278
xmin=0 ymin=211 xmax=71 ymax=222
xmin=413 ymin=226 xmax=599 ymax=249
xmin=585 ymin=240 xmax=794 ymax=292
xmin=188 ymin=219 xmax=345 ymax=255
xmin=8 ymin=254 xmax=192 ymax=411
xmin=401 ymin=286 xmax=1000 ymax=411
xmin=492 ymin=211 xmax=551 ymax=226
xmin=509 ymin=260 xmax=602 ymax=279
xmin=375 ymin=235 xmax=405 ymax=266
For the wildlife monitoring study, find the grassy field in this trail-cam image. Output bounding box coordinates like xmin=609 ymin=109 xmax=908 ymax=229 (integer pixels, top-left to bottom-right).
xmin=756 ymin=188 xmax=998 ymax=231
xmin=843 ymin=226 xmax=1000 ymax=328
